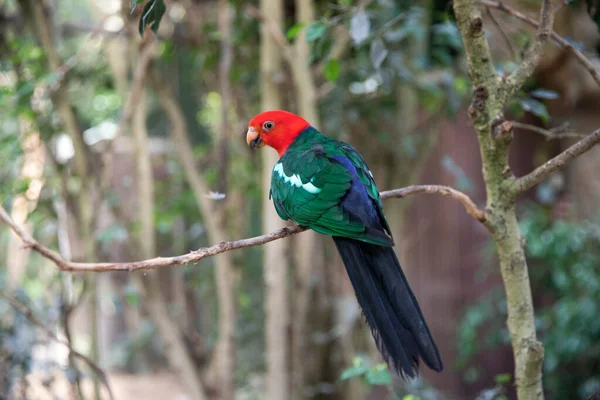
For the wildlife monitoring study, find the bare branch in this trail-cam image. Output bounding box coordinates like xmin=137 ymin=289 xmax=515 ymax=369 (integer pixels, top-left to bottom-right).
xmin=511 ymin=121 xmax=587 ymax=140
xmin=0 ymin=185 xmax=485 ymax=272
xmin=514 ymin=128 xmax=600 ymax=195
xmin=383 ymin=185 xmax=487 ymax=223
xmin=485 ymin=7 xmax=518 ymax=62
xmin=498 ymin=0 xmax=557 ymax=103
xmin=0 ymin=292 xmax=114 ymax=400
xmin=482 ymin=0 xmax=600 ymax=88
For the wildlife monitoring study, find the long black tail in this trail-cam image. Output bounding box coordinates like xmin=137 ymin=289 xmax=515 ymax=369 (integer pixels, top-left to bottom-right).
xmin=333 ymin=237 xmax=443 ymax=378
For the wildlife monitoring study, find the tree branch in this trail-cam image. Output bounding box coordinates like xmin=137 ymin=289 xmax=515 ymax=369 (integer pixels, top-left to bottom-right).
xmin=383 ymin=185 xmax=487 ymax=223
xmin=482 ymin=0 xmax=600 ymax=88
xmin=0 ymin=185 xmax=485 ymax=272
xmin=510 ymin=121 xmax=587 ymax=140
xmin=513 ymin=128 xmax=600 ymax=195
xmin=453 ymin=0 xmax=550 ymax=396
xmin=0 ymin=292 xmax=114 ymax=400
xmin=485 ymin=7 xmax=518 ymax=62
xmin=499 ymin=0 xmax=557 ymax=104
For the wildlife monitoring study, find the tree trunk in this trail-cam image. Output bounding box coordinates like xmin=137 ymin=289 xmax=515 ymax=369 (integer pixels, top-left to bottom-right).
xmin=6 ymin=118 xmax=45 ymax=287
xmin=453 ymin=0 xmax=550 ymax=398
xmin=260 ymin=0 xmax=290 ymax=397
xmin=289 ymin=0 xmax=326 ymax=396
xmin=150 ymin=67 xmax=236 ymax=399
xmin=18 ymin=2 xmax=101 ymax=397
xmin=130 ymin=67 xmax=209 ymax=400
xmin=214 ymin=1 xmax=236 ymax=398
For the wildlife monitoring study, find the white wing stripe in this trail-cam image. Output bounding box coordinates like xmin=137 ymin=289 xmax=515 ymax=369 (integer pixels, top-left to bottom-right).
xmin=273 ymin=163 xmax=322 ymax=194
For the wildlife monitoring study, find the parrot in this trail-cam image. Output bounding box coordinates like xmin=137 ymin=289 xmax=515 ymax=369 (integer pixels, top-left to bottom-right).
xmin=246 ymin=110 xmax=443 ymax=378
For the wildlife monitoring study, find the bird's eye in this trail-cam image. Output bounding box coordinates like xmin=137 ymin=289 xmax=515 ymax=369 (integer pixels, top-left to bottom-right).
xmin=262 ymin=121 xmax=274 ymax=131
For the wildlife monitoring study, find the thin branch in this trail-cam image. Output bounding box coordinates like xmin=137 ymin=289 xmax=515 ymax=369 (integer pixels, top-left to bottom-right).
xmin=383 ymin=185 xmax=487 ymax=222
xmin=511 ymin=121 xmax=587 ymax=140
xmin=0 ymin=185 xmax=485 ymax=272
xmin=485 ymin=7 xmax=518 ymax=62
xmin=482 ymin=0 xmax=600 ymax=88
xmin=514 ymin=128 xmax=600 ymax=195
xmin=0 ymin=292 xmax=114 ymax=400
xmin=499 ymin=0 xmax=557 ymax=103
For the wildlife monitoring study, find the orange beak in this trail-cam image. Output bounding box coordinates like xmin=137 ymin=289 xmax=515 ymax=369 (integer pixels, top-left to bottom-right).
xmin=246 ymin=127 xmax=264 ymax=149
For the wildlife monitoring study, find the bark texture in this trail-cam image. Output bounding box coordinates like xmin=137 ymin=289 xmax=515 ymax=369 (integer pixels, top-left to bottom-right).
xmin=259 ymin=0 xmax=289 ymax=397
xmin=453 ymin=0 xmax=556 ymax=398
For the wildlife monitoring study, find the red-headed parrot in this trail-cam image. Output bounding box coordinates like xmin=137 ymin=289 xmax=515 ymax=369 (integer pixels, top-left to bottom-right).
xmin=246 ymin=110 xmax=443 ymax=378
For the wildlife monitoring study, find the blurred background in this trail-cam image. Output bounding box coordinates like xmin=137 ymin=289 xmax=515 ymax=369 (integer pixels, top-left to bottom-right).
xmin=0 ymin=0 xmax=599 ymax=399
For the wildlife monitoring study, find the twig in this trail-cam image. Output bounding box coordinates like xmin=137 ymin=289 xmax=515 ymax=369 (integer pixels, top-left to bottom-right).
xmin=367 ymin=11 xmax=407 ymax=41
xmin=513 ymin=128 xmax=600 ymax=195
xmin=499 ymin=0 xmax=557 ymax=103
xmin=511 ymin=121 xmax=587 ymax=140
xmin=0 ymin=292 xmax=114 ymax=400
xmin=482 ymin=0 xmax=600 ymax=88
xmin=485 ymin=7 xmax=518 ymax=62
xmin=383 ymin=185 xmax=487 ymax=222
xmin=60 ymin=277 xmax=88 ymax=399
xmin=0 ymin=185 xmax=485 ymax=272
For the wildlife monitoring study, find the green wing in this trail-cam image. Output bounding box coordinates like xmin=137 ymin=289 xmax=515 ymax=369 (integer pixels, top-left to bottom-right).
xmin=270 ymin=142 xmax=391 ymax=246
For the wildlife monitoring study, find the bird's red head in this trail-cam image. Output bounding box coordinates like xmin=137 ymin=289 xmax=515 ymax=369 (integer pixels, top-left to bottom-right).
xmin=246 ymin=110 xmax=310 ymax=157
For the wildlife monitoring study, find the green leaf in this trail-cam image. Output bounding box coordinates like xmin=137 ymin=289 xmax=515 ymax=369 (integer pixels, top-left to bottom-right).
xmin=365 ymin=363 xmax=392 ymax=385
xmin=519 ymin=98 xmax=550 ymax=122
xmin=124 ymin=284 xmax=140 ymax=307
xmin=139 ymin=0 xmax=167 ymax=37
xmin=13 ymin=177 xmax=31 ymax=195
xmin=286 ymin=23 xmax=305 ymax=40
xmin=495 ymin=373 xmax=512 ymax=385
xmin=340 ymin=365 xmax=368 ymax=380
xmin=530 ymin=88 xmax=559 ymax=100
xmin=305 ymin=22 xmax=327 ymax=42
xmin=340 ymin=357 xmax=368 ymax=380
xmin=324 ymin=59 xmax=341 ymax=81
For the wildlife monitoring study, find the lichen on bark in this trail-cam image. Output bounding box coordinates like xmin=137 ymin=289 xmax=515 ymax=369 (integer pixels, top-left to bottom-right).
xmin=452 ymin=0 xmax=557 ymax=399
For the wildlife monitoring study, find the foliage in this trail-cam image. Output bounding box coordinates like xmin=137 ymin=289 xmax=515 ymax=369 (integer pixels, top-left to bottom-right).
xmin=133 ymin=0 xmax=167 ymax=37
xmin=457 ymin=205 xmax=600 ymax=399
xmin=506 ymin=85 xmax=559 ymax=124
xmin=340 ymin=355 xmax=392 ymax=386
xmin=5 ymin=0 xmax=597 ymax=398
xmin=0 ymin=274 xmax=72 ymax=399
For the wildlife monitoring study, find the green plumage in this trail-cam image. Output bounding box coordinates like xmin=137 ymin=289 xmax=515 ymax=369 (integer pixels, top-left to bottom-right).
xmin=267 ymin=124 xmax=443 ymax=377
xmin=269 ymin=127 xmax=392 ymax=246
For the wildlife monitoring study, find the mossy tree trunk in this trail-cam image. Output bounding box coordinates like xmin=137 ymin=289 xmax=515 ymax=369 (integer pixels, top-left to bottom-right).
xmin=452 ymin=1 xmax=559 ymax=398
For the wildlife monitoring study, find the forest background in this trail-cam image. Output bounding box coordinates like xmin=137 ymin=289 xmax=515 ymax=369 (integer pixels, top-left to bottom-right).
xmin=0 ymin=0 xmax=599 ymax=399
